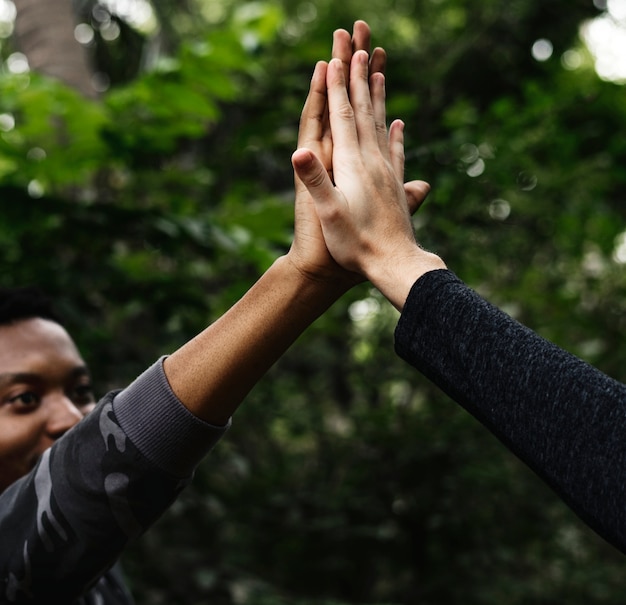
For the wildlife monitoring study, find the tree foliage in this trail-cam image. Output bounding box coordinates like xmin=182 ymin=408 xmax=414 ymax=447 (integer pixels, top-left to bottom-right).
xmin=1 ymin=0 xmax=625 ymax=603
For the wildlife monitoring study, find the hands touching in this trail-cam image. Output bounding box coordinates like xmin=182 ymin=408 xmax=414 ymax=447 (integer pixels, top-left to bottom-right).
xmin=292 ymin=28 xmax=446 ymax=310
xmin=287 ymin=21 xmax=436 ymax=300
xmin=163 ymin=22 xmax=438 ymax=427
xmin=287 ymin=21 xmax=378 ymax=289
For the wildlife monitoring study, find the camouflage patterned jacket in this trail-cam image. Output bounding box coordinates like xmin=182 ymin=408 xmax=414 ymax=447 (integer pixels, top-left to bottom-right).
xmin=0 ymin=360 xmax=229 ymax=604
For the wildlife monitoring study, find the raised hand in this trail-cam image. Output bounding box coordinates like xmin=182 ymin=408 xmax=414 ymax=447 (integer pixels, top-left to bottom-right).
xmin=287 ymin=22 xmax=379 ymax=287
xmin=292 ymin=52 xmax=446 ymax=309
xmin=287 ymin=22 xmax=432 ymax=291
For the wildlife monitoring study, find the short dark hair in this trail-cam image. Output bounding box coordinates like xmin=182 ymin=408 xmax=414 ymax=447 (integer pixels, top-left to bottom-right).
xmin=0 ymin=286 xmax=61 ymax=326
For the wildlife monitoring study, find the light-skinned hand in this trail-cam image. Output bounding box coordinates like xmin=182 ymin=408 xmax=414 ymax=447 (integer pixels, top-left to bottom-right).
xmin=292 ymin=51 xmax=446 ymax=310
xmin=287 ymin=22 xmax=434 ymax=296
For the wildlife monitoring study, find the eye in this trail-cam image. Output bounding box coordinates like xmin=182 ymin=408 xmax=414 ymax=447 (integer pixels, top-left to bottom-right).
xmin=69 ymin=384 xmax=96 ymax=407
xmin=8 ymin=391 xmax=41 ymax=411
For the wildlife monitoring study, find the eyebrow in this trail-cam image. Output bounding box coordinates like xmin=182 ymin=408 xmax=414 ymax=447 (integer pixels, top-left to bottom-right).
xmin=0 ymin=367 xmax=91 ymax=387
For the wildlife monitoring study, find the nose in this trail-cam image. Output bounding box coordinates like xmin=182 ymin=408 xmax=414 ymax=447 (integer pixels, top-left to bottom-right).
xmin=46 ymin=393 xmax=85 ymax=439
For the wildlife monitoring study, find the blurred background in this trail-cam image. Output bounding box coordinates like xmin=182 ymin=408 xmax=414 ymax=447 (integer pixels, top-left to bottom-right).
xmin=1 ymin=0 xmax=626 ymax=603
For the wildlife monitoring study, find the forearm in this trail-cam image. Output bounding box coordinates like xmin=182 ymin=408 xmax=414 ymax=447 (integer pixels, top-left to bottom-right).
xmin=163 ymin=254 xmax=348 ymax=425
xmin=395 ymin=269 xmax=626 ymax=553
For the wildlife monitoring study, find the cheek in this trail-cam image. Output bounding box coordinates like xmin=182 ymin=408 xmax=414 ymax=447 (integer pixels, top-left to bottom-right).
xmin=0 ymin=417 xmax=50 ymax=489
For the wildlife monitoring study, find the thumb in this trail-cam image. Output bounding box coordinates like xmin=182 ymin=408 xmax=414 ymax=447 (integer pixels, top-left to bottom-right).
xmin=404 ymin=180 xmax=431 ymax=215
xmin=292 ymin=148 xmax=335 ymax=202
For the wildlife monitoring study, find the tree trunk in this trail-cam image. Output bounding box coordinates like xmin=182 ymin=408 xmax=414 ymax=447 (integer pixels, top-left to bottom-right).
xmin=12 ymin=0 xmax=97 ymax=98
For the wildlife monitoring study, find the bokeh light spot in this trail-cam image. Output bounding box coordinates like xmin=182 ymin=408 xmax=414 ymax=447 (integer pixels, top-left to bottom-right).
xmin=466 ymin=159 xmax=485 ymax=178
xmin=489 ymin=199 xmax=511 ymax=221
xmin=0 ymin=113 xmax=14 ymax=132
xmin=27 ymin=180 xmax=44 ymax=198
xmin=74 ymin=23 xmax=95 ymax=45
xmin=532 ymin=38 xmax=553 ymax=61
xmin=6 ymin=52 xmax=29 ymax=74
xmin=561 ymin=49 xmax=583 ymax=70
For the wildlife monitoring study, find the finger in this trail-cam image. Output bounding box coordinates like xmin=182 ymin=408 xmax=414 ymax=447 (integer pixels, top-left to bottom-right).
xmin=388 ymin=119 xmax=405 ymax=178
xmin=371 ymin=71 xmax=389 ymax=154
xmin=333 ymin=22 xmax=385 ymax=88
xmin=297 ymin=61 xmax=328 ymax=148
xmin=351 ymin=20 xmax=372 ymax=54
xmin=370 ymin=46 xmax=387 ymax=75
xmin=348 ymin=51 xmax=378 ymax=148
xmin=295 ymin=63 xmax=330 ymax=195
xmin=332 ymin=28 xmax=353 ymax=85
xmin=292 ymin=147 xmax=337 ymax=205
xmin=404 ymin=180 xmax=431 ymax=215
xmin=326 ymin=58 xmax=360 ymax=155
xmin=352 ymin=21 xmax=387 ymax=77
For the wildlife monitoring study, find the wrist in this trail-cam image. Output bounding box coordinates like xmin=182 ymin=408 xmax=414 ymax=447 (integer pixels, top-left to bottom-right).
xmin=281 ymin=252 xmax=359 ymax=298
xmin=366 ymin=247 xmax=447 ymax=311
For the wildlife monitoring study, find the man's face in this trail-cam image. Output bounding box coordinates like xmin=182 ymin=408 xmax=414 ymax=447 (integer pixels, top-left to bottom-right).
xmin=0 ymin=318 xmax=95 ymax=493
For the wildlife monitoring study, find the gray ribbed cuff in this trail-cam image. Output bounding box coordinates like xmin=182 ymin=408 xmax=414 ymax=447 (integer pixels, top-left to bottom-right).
xmin=112 ymin=357 xmax=230 ymax=478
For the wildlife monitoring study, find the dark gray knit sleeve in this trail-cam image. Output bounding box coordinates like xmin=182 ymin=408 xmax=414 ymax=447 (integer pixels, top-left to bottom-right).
xmin=112 ymin=357 xmax=230 ymax=478
xmin=394 ymin=269 xmax=626 ymax=553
